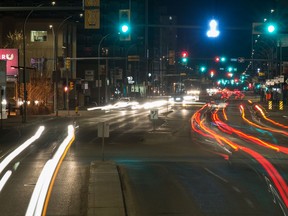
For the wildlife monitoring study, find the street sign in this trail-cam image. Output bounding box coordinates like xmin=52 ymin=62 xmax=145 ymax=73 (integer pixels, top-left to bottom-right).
xmin=150 ymin=109 xmax=158 ymax=120
xmin=85 ymin=70 xmax=94 ymax=81
xmin=128 ymin=55 xmax=140 ymax=62
xmin=98 ymin=122 xmax=109 ymax=138
xmin=84 ymin=0 xmax=100 ymax=29
xmin=237 ymin=57 xmax=245 ymax=63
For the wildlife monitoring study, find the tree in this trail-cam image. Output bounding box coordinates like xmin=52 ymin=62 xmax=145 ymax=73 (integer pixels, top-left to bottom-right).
xmin=4 ymin=30 xmax=53 ymax=114
xmin=4 ymin=30 xmax=23 ymax=50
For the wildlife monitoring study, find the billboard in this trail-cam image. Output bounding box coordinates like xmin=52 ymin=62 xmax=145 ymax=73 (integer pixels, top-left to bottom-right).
xmin=0 ymin=49 xmax=18 ymax=76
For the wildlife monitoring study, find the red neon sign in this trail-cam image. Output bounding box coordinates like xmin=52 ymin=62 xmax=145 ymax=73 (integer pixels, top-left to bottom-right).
xmin=0 ymin=49 xmax=18 ymax=76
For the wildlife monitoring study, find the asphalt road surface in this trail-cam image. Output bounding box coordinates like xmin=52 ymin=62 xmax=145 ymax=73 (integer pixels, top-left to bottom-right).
xmin=0 ymin=100 xmax=286 ymax=216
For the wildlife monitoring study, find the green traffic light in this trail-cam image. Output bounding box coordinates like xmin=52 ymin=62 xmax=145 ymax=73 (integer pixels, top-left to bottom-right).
xmin=266 ymin=23 xmax=277 ymax=33
xmin=267 ymin=24 xmax=275 ymax=33
xmin=220 ymin=57 xmax=226 ymax=62
xmin=121 ymin=24 xmax=129 ymax=33
xmin=200 ymin=66 xmax=206 ymax=72
xmin=182 ymin=58 xmax=188 ymax=63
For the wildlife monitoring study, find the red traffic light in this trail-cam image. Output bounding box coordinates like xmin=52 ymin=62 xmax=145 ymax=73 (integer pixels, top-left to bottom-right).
xmin=215 ymin=56 xmax=220 ymax=62
xmin=210 ymin=70 xmax=215 ymax=77
xmin=181 ymin=51 xmax=188 ymax=58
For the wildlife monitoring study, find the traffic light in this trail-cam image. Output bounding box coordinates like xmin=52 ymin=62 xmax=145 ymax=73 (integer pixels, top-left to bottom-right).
xmin=209 ymin=70 xmax=215 ymax=77
xmin=181 ymin=51 xmax=188 ymax=64
xmin=215 ymin=56 xmax=226 ymax=62
xmin=168 ymin=50 xmax=175 ymax=65
xmin=69 ymin=81 xmax=74 ymax=90
xmin=252 ymin=22 xmax=277 ymax=34
xmin=65 ymin=57 xmax=71 ymax=70
xmin=200 ymin=66 xmax=206 ymax=72
xmin=227 ymin=72 xmax=233 ymax=78
xmin=119 ymin=9 xmax=131 ymax=41
xmin=267 ymin=23 xmax=276 ymax=33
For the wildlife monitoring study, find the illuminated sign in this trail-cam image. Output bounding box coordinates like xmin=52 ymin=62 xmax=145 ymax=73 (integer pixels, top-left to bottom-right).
xmin=0 ymin=49 xmax=18 ymax=76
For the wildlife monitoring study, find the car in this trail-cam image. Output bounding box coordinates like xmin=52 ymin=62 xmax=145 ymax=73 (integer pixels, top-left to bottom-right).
xmin=169 ymin=95 xmax=184 ymax=105
xmin=112 ymin=97 xmax=139 ymax=109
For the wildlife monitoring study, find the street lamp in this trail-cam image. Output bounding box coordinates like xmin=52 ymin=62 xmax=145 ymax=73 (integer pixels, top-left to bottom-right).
xmin=22 ymin=3 xmax=44 ymax=123
xmin=50 ymin=16 xmax=73 ymax=116
xmin=98 ymin=33 xmax=113 ymax=105
xmin=22 ymin=2 xmax=56 ymax=122
xmin=207 ymin=19 xmax=220 ymax=38
xmin=49 ymin=24 xmax=56 ymax=73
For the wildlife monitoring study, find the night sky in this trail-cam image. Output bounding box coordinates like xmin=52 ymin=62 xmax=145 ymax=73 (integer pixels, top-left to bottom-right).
xmin=0 ymin=0 xmax=279 ymax=61
xmin=159 ymin=0 xmax=276 ymax=59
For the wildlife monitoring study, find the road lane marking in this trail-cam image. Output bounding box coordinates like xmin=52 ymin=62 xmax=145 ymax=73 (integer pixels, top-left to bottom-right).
xmin=204 ymin=167 xmax=228 ymax=183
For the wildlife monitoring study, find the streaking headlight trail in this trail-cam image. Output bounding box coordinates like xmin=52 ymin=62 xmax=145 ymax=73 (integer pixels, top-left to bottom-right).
xmin=26 ymin=125 xmax=75 ymax=216
xmin=0 ymin=170 xmax=12 ymax=192
xmin=0 ymin=126 xmax=45 ymax=175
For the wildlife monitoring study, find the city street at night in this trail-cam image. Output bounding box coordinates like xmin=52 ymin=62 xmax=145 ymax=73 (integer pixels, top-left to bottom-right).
xmin=0 ymin=96 xmax=287 ymax=215
xmin=0 ymin=0 xmax=288 ymax=215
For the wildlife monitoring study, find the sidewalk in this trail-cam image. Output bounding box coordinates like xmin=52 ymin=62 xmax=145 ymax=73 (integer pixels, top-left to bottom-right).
xmin=0 ymin=110 xmax=83 ymax=130
xmin=0 ymin=114 xmax=54 ymax=130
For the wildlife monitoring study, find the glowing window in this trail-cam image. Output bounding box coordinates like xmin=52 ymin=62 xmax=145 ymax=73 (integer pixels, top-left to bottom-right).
xmin=30 ymin=31 xmax=47 ymax=42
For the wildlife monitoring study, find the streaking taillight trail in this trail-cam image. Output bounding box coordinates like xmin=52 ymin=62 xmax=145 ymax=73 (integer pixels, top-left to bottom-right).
xmin=191 ymin=104 xmax=288 ymax=208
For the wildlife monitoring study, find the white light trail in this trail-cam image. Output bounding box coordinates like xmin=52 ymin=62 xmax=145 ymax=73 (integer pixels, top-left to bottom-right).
xmin=0 ymin=126 xmax=45 ymax=175
xmin=0 ymin=170 xmax=12 ymax=192
xmin=26 ymin=125 xmax=75 ymax=216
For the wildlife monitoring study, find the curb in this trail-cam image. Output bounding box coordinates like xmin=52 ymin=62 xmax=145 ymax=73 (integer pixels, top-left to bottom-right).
xmin=87 ymin=160 xmax=126 ymax=216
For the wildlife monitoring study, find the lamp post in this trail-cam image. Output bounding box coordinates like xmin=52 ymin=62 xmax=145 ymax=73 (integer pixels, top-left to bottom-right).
xmin=22 ymin=4 xmax=44 ymax=123
xmin=49 ymin=25 xmax=57 ymax=115
xmin=98 ymin=33 xmax=112 ymax=105
xmin=125 ymin=43 xmax=137 ymax=97
xmin=253 ymin=38 xmax=276 ymax=78
xmin=50 ymin=16 xmax=72 ymax=116
xmin=22 ymin=2 xmax=57 ymax=122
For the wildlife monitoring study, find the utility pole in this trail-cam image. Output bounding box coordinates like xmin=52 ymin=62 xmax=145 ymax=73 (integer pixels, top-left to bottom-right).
xmin=145 ymin=0 xmax=149 ymax=95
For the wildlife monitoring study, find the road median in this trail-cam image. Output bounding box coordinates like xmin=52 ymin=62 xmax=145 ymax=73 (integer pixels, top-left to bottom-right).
xmin=88 ymin=160 xmax=126 ymax=216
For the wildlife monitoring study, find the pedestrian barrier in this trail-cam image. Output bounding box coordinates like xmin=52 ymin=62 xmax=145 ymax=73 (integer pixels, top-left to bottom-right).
xmin=279 ymin=100 xmax=284 ymax=110
xmin=268 ymin=100 xmax=273 ymax=110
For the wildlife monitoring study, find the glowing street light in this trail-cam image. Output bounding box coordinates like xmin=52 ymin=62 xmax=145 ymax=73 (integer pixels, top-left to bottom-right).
xmin=207 ymin=19 xmax=220 ymax=38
